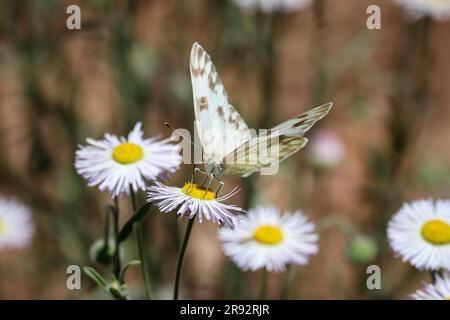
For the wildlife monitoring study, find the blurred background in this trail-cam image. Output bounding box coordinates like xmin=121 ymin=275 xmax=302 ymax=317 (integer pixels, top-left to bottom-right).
xmin=1 ymin=0 xmax=450 ymax=299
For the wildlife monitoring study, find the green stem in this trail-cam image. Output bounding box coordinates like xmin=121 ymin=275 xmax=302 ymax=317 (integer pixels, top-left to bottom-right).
xmin=280 ymin=265 xmax=296 ymax=299
xmin=112 ymin=197 xmax=121 ymax=280
xmin=317 ymin=215 xmax=356 ymax=237
xmin=173 ymin=217 xmax=195 ymax=300
xmin=136 ymin=224 xmax=154 ymax=299
xmin=312 ymin=0 xmax=327 ymax=105
xmin=258 ymin=269 xmax=268 ymax=300
xmin=130 ymin=188 xmax=153 ymax=300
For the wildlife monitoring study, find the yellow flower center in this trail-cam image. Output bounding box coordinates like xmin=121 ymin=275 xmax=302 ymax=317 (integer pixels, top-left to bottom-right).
xmin=0 ymin=218 xmax=6 ymax=235
xmin=253 ymin=225 xmax=284 ymax=245
xmin=421 ymin=220 xmax=450 ymax=245
xmin=181 ymin=183 xmax=216 ymax=200
xmin=112 ymin=143 xmax=143 ymax=164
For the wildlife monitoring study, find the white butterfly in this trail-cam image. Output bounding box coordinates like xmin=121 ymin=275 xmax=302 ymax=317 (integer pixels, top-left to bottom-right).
xmin=190 ymin=42 xmax=332 ymax=178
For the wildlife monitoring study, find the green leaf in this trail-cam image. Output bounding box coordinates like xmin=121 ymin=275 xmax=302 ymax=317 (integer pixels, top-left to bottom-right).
xmin=83 ymin=266 xmax=110 ymax=293
xmin=117 ymin=202 xmax=152 ymax=243
xmin=109 ymin=286 xmax=128 ymax=300
xmin=119 ymin=260 xmax=141 ymax=283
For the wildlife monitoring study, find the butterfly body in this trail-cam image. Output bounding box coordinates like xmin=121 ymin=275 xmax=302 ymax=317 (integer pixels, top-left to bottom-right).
xmin=190 ymin=42 xmax=332 ymax=178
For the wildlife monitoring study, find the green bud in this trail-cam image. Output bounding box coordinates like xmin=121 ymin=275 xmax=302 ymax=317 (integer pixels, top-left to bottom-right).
xmin=346 ymin=234 xmax=378 ymax=263
xmin=89 ymin=238 xmax=116 ymax=265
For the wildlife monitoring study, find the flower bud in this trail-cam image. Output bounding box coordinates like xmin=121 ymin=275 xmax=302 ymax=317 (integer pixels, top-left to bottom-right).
xmin=346 ymin=234 xmax=378 ymax=263
xmin=89 ymin=238 xmax=116 ymax=265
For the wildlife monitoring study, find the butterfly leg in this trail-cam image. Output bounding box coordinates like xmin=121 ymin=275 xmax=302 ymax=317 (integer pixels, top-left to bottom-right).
xmin=191 ymin=168 xmax=223 ymax=198
xmin=187 ymin=166 xmax=201 ymax=193
xmin=203 ymin=173 xmax=224 ymax=198
xmin=215 ymin=180 xmax=224 ymax=197
xmin=202 ymin=174 xmax=214 ymax=199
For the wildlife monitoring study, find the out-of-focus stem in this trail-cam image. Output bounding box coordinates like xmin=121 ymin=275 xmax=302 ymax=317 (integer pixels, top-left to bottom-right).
xmin=244 ymin=13 xmax=278 ymax=209
xmin=173 ymin=217 xmax=195 ymax=300
xmin=280 ymin=265 xmax=296 ymax=299
xmin=112 ymin=197 xmax=121 ymax=280
xmin=258 ymin=269 xmax=268 ymax=300
xmin=130 ymin=188 xmax=154 ymax=300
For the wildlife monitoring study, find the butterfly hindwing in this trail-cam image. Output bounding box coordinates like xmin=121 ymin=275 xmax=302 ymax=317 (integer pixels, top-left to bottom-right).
xmin=221 ymin=103 xmax=332 ymax=177
xmin=221 ymin=135 xmax=308 ymax=177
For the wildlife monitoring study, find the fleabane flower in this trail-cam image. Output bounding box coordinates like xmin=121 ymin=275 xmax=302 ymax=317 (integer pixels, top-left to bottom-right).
xmin=393 ymin=0 xmax=450 ymax=21
xmin=388 ymin=199 xmax=450 ymax=271
xmin=147 ymin=176 xmax=244 ymax=229
xmin=411 ymin=274 xmax=450 ymax=300
xmin=231 ymin=0 xmax=312 ymax=13
xmin=75 ymin=122 xmax=181 ymax=197
xmin=219 ymin=206 xmax=319 ymax=272
xmin=308 ymin=130 xmax=345 ymax=170
xmin=0 ymin=197 xmax=34 ymax=250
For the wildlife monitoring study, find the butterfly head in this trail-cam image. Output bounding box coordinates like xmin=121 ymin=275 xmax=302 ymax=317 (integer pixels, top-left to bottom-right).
xmin=204 ymin=160 xmax=223 ymax=177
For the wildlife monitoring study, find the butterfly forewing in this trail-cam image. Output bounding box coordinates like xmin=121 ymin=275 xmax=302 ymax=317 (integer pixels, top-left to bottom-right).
xmin=190 ymin=43 xmax=251 ymax=166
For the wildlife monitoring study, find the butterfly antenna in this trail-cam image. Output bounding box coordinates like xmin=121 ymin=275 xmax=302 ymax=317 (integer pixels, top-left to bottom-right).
xmin=164 ymin=122 xmax=203 ymax=151
xmin=164 ymin=122 xmax=176 ymax=131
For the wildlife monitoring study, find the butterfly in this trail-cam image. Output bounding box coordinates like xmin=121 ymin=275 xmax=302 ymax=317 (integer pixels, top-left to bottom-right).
xmin=190 ymin=42 xmax=332 ymax=178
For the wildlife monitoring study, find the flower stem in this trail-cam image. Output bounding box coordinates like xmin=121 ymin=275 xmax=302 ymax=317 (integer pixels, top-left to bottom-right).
xmin=130 ymin=188 xmax=153 ymax=300
xmin=173 ymin=217 xmax=195 ymax=300
xmin=259 ymin=269 xmax=268 ymax=300
xmin=136 ymin=224 xmax=154 ymax=299
xmin=280 ymin=265 xmax=296 ymax=299
xmin=112 ymin=197 xmax=121 ymax=280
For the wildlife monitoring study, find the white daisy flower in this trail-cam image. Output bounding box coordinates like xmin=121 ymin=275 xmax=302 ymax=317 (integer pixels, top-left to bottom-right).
xmin=231 ymin=0 xmax=312 ymax=13
xmin=388 ymin=199 xmax=450 ymax=271
xmin=147 ymin=170 xmax=244 ymax=229
xmin=411 ymin=274 xmax=450 ymax=300
xmin=0 ymin=197 xmax=34 ymax=250
xmin=75 ymin=122 xmax=181 ymax=197
xmin=393 ymin=0 xmax=450 ymax=21
xmin=218 ymin=206 xmax=319 ymax=272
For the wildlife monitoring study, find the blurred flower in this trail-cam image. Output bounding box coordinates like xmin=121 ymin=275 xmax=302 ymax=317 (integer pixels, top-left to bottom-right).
xmin=75 ymin=122 xmax=181 ymax=197
xmin=147 ymin=181 xmax=244 ymax=229
xmin=128 ymin=43 xmax=158 ymax=83
xmin=231 ymin=0 xmax=312 ymax=13
xmin=388 ymin=199 xmax=450 ymax=271
xmin=308 ymin=130 xmax=345 ymax=170
xmin=346 ymin=234 xmax=378 ymax=264
xmin=411 ymin=273 xmax=450 ymax=300
xmin=393 ymin=0 xmax=450 ymax=21
xmin=218 ymin=206 xmax=318 ymax=272
xmin=0 ymin=197 xmax=34 ymax=250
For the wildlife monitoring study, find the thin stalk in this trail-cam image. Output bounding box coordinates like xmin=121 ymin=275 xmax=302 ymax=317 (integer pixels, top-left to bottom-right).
xmin=130 ymin=188 xmax=153 ymax=300
xmin=312 ymin=0 xmax=328 ymax=105
xmin=173 ymin=217 xmax=195 ymax=300
xmin=317 ymin=215 xmax=356 ymax=237
xmin=280 ymin=265 xmax=296 ymax=299
xmin=112 ymin=197 xmax=121 ymax=280
xmin=136 ymin=224 xmax=154 ymax=299
xmin=258 ymin=269 xmax=268 ymax=300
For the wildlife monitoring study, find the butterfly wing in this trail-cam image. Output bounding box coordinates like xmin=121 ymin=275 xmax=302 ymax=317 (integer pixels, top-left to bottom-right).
xmin=190 ymin=43 xmax=252 ymax=166
xmin=221 ymin=102 xmax=333 ymax=177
